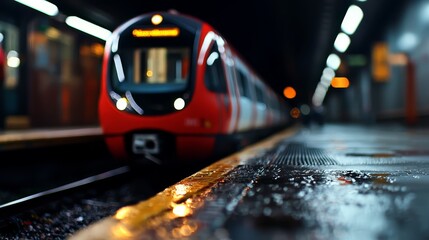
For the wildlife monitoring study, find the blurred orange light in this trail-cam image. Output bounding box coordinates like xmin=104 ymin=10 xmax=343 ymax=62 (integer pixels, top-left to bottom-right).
xmin=283 ymin=86 xmax=296 ymax=99
xmin=91 ymin=43 xmax=104 ymax=56
xmin=372 ymin=42 xmax=390 ymax=81
xmin=290 ymin=107 xmax=300 ymax=119
xmin=389 ymin=53 xmax=408 ymax=66
xmin=172 ymin=203 xmax=192 ymax=217
xmin=331 ymin=77 xmax=350 ymax=88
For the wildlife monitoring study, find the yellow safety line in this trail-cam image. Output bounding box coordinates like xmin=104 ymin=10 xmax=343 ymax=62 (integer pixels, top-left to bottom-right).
xmin=69 ymin=125 xmax=300 ymax=240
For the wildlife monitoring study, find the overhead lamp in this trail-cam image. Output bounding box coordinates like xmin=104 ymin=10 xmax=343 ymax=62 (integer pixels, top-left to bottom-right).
xmin=397 ymin=32 xmax=418 ymax=51
xmin=65 ymin=16 xmax=112 ymax=41
xmin=312 ymin=83 xmax=329 ymax=106
xmin=14 ymin=0 xmax=59 ymax=16
xmin=326 ymin=53 xmax=341 ymax=70
xmin=341 ymin=5 xmax=364 ymax=35
xmin=320 ymin=67 xmax=335 ymax=87
xmin=334 ymin=32 xmax=351 ymax=53
xmin=322 ymin=67 xmax=335 ymax=80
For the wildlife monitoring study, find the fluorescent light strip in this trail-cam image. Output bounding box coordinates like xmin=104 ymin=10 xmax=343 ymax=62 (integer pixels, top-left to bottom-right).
xmin=65 ymin=16 xmax=112 ymax=41
xmin=326 ymin=53 xmax=341 ymax=70
xmin=334 ymin=32 xmax=351 ymax=53
xmin=14 ymin=0 xmax=59 ymax=16
xmin=341 ymin=5 xmax=364 ymax=35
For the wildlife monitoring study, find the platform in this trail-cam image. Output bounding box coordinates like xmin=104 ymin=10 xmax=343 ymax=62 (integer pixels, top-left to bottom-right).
xmin=0 ymin=126 xmax=103 ymax=151
xmin=65 ymin=123 xmax=429 ymax=239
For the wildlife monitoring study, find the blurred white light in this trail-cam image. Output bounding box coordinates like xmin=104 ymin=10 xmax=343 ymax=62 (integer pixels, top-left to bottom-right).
xmin=334 ymin=32 xmax=351 ymax=53
xmin=109 ymin=91 xmax=121 ymax=101
xmin=341 ymin=5 xmax=364 ymax=35
xmin=320 ymin=67 xmax=335 ymax=88
xmin=421 ymin=4 xmax=429 ymax=23
xmin=207 ymin=52 xmax=219 ymax=66
xmin=312 ymin=83 xmax=329 ymax=107
xmin=125 ymin=91 xmax=143 ymax=114
xmin=7 ymin=51 xmax=20 ymax=68
xmin=116 ymin=98 xmax=128 ymax=111
xmin=322 ymin=67 xmax=335 ymax=79
xmin=198 ymin=31 xmax=216 ymax=65
xmin=7 ymin=57 xmax=20 ymax=68
xmin=174 ymin=98 xmax=185 ymax=110
xmin=113 ymin=54 xmax=125 ymax=82
xmin=326 ymin=54 xmax=341 ymax=70
xmin=111 ymin=36 xmax=120 ymax=53
xmin=14 ymin=0 xmax=59 ymax=16
xmin=398 ymin=32 xmax=418 ymax=51
xmin=65 ymin=16 xmax=112 ymax=41
xmin=0 ymin=33 xmax=3 ymax=43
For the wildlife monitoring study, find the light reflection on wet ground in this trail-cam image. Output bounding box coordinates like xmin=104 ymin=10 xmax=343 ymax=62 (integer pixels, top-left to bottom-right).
xmin=192 ymin=124 xmax=429 ymax=240
xmin=71 ymin=124 xmax=429 ymax=240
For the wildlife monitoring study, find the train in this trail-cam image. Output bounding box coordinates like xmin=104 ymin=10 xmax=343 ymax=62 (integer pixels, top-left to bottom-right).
xmin=98 ymin=11 xmax=291 ymax=166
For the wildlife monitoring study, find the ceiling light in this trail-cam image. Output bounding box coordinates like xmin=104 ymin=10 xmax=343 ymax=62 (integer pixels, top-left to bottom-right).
xmin=65 ymin=16 xmax=112 ymax=41
xmin=341 ymin=5 xmax=364 ymax=35
xmin=398 ymin=32 xmax=418 ymax=51
xmin=334 ymin=32 xmax=351 ymax=53
xmin=326 ymin=53 xmax=341 ymax=70
xmin=14 ymin=0 xmax=59 ymax=16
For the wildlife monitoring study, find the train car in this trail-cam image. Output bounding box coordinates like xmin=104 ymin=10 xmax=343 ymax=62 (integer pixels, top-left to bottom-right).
xmin=98 ymin=11 xmax=290 ymax=166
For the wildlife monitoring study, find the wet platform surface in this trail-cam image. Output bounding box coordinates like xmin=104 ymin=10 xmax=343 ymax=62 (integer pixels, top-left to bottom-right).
xmin=70 ymin=124 xmax=429 ymax=240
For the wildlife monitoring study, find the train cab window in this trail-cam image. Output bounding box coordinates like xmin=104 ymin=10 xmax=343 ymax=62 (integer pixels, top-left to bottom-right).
xmin=204 ymin=44 xmax=227 ymax=93
xmin=111 ymin=47 xmax=190 ymax=93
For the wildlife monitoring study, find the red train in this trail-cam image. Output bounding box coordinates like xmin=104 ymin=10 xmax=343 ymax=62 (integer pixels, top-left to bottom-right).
xmin=98 ymin=11 xmax=290 ymax=165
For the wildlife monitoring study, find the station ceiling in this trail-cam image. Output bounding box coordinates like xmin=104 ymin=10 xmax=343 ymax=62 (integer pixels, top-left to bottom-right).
xmin=49 ymin=0 xmax=406 ymax=106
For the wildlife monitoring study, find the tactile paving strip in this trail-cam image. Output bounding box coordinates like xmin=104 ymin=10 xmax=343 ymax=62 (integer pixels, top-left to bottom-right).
xmin=250 ymin=141 xmax=338 ymax=166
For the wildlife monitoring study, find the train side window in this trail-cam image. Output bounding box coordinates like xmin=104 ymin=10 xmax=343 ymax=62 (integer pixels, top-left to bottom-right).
xmin=255 ymin=85 xmax=264 ymax=103
xmin=235 ymin=65 xmax=252 ymax=99
xmin=236 ymin=70 xmax=244 ymax=96
xmin=205 ymin=44 xmax=227 ymax=93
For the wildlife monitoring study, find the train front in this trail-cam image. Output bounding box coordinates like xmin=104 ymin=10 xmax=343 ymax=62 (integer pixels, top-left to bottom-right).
xmin=99 ymin=12 xmax=223 ymax=165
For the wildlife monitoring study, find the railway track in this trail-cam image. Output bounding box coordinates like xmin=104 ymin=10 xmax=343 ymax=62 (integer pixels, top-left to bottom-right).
xmin=0 ymin=166 xmax=131 ymax=219
xmin=0 ymin=160 xmax=205 ymax=238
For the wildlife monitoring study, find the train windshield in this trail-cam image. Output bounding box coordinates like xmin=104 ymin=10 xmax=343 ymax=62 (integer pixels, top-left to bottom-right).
xmin=110 ymin=47 xmax=190 ymax=93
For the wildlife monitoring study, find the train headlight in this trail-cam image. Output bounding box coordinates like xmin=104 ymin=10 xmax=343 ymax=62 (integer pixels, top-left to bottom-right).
xmin=174 ymin=98 xmax=185 ymax=111
xmin=151 ymin=14 xmax=163 ymax=25
xmin=116 ymin=97 xmax=128 ymax=111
